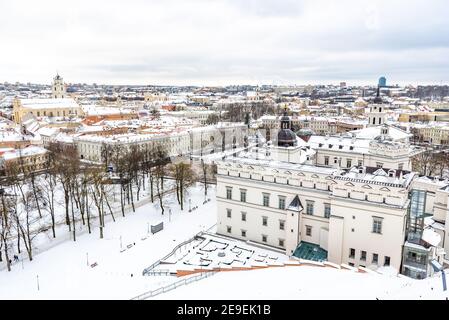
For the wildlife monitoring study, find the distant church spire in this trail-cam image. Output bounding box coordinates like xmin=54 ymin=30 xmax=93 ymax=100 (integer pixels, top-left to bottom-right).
xmin=52 ymin=73 xmax=66 ymax=98
xmin=277 ymin=104 xmax=297 ymax=147
xmin=373 ymin=85 xmax=383 ymax=104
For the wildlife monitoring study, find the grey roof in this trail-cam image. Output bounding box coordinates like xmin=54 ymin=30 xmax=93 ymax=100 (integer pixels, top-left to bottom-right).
xmin=288 ymin=195 xmax=303 ymax=212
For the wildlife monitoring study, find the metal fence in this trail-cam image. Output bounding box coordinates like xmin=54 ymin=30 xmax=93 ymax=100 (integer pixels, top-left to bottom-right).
xmin=131 ymin=271 xmax=216 ymax=300
xmin=142 ymin=232 xmax=205 ymax=275
xmin=144 ymin=269 xmax=172 ymax=276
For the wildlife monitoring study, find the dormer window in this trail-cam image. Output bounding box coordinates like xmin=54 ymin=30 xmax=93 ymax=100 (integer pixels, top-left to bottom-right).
xmin=339 ymin=145 xmax=343 ymax=149
xmin=349 ymin=146 xmax=354 ymax=150
xmin=328 ymin=144 xmax=333 ymax=148
xmin=388 ymin=169 xmax=396 ymax=178
xmin=319 ymin=143 xmax=323 ymax=147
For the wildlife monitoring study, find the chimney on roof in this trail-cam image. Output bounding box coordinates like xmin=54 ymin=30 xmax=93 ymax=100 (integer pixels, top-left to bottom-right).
xmin=358 ymin=166 xmax=366 ymax=176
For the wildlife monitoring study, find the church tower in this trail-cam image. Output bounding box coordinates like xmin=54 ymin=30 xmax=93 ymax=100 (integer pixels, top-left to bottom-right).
xmin=52 ymin=73 xmax=66 ymax=99
xmin=277 ymin=106 xmax=297 ymax=147
xmin=368 ymin=86 xmax=387 ymax=127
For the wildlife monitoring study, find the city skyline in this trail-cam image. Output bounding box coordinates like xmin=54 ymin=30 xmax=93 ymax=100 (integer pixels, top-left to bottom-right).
xmin=1 ymin=0 xmax=449 ymax=86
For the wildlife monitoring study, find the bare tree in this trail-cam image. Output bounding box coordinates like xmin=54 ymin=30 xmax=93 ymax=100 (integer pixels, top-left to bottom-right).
xmin=0 ymin=188 xmax=13 ymax=271
xmin=111 ymin=145 xmax=127 ymax=217
xmin=171 ymin=162 xmax=195 ymax=211
xmin=41 ymin=156 xmax=57 ymax=238
xmin=199 ymin=160 xmax=216 ymax=196
xmin=90 ymin=168 xmax=106 ymax=239
xmin=13 ymin=189 xmax=41 ymax=261
xmin=154 ymin=164 xmax=166 ymax=215
xmin=412 ymin=149 xmax=441 ymax=176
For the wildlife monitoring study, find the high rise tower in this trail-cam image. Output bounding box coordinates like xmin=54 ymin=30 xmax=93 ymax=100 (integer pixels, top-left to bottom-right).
xmin=52 ymin=73 xmax=66 ymax=99
xmin=368 ymin=86 xmax=387 ymax=127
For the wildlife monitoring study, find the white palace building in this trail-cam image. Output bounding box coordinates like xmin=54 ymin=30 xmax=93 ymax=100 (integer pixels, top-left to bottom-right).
xmin=216 ymin=103 xmax=449 ymax=279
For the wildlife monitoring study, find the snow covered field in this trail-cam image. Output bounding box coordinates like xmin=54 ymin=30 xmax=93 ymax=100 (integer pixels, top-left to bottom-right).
xmin=0 ymin=183 xmax=216 ymax=299
xmin=0 ymin=180 xmax=448 ymax=300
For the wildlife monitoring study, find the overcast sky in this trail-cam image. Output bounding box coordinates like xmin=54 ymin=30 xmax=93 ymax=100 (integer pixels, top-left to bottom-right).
xmin=1 ymin=0 xmax=448 ymax=86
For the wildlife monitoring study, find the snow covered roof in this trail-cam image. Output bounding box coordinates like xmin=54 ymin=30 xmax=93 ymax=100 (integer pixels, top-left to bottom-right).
xmin=352 ymin=125 xmax=411 ymax=141
xmin=422 ymin=228 xmax=442 ymax=247
xmin=221 ymin=156 xmax=339 ymax=176
xmin=37 ymin=127 xmax=59 ymax=137
xmin=0 ymin=129 xmax=28 ymax=142
xmin=337 ymin=166 xmax=414 ymax=188
xmin=308 ymin=135 xmax=370 ymax=154
xmin=19 ymin=98 xmax=80 ymax=109
xmin=2 ymin=146 xmax=47 ymax=161
xmin=82 ymin=105 xmax=135 ymax=116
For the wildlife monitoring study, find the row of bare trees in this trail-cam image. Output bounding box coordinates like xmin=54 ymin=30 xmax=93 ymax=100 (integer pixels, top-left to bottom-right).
xmin=0 ymin=140 xmax=217 ymax=272
xmin=412 ymin=149 xmax=449 ymax=177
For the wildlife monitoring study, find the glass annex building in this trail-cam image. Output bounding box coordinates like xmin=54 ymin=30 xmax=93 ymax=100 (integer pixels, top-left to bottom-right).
xmin=402 ymin=190 xmax=434 ymax=279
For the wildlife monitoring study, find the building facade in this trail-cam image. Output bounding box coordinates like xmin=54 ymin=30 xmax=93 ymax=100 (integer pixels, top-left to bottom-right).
xmin=216 ymin=112 xmax=445 ymax=278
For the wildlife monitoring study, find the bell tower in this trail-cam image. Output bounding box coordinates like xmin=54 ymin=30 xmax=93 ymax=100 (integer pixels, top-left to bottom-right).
xmin=52 ymin=73 xmax=66 ymax=99
xmin=368 ymin=86 xmax=387 ymax=127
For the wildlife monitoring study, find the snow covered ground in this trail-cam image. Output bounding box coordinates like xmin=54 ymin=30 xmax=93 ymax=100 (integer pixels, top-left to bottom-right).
xmin=154 ymin=264 xmax=449 ymax=300
xmin=1 ymin=179 xmax=448 ymax=300
xmin=157 ymin=233 xmax=288 ymax=273
xmin=0 ymin=183 xmax=216 ymax=299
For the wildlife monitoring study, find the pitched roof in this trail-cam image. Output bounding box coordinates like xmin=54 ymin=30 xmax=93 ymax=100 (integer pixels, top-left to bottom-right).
xmin=288 ymin=195 xmax=303 ymax=212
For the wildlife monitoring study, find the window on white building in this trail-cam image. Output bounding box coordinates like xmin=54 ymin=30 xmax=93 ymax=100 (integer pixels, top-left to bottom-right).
xmin=278 ymin=197 xmax=286 ymax=210
xmin=305 ymin=225 xmax=312 ymax=237
xmin=372 ymin=217 xmax=383 ymax=234
xmin=347 ymin=159 xmax=352 ymax=168
xmin=240 ymin=189 xmax=246 ymax=202
xmin=324 ymin=156 xmax=329 ymax=166
xmin=226 ymin=187 xmax=232 ymax=200
xmin=279 ymin=220 xmax=285 ymax=230
xmin=263 ymin=193 xmax=270 ymax=207
xmin=241 ymin=230 xmax=246 ymax=237
xmin=306 ymin=201 xmax=314 ymax=215
xmin=361 ymin=251 xmax=367 ymax=261
xmin=324 ymin=204 xmax=331 ymax=218
xmin=279 ymin=239 xmax=285 ymax=247
xmin=226 ymin=209 xmax=231 ymax=218
xmin=241 ymin=212 xmax=246 ymax=221
xmin=384 ymin=256 xmax=390 ymax=266
xmin=262 ymin=216 xmax=268 ymax=226
xmin=349 ymin=248 xmax=355 ymax=259
xmin=227 ymin=226 xmax=232 ymax=233
xmin=262 ymin=235 xmax=267 ymax=243
xmin=376 ymin=162 xmax=384 ymax=168
xmin=372 ymin=253 xmax=378 ymax=264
